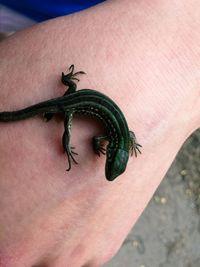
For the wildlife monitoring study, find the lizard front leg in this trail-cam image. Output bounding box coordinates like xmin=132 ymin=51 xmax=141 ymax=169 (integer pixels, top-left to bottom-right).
xmin=129 ymin=131 xmax=142 ymax=157
xmin=92 ymin=135 xmax=108 ymax=157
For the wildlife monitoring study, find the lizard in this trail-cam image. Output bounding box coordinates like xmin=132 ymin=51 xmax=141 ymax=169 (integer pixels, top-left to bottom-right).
xmin=0 ymin=65 xmax=141 ymax=181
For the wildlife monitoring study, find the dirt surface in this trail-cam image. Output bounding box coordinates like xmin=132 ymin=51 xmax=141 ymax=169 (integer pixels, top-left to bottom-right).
xmin=104 ymin=130 xmax=200 ymax=267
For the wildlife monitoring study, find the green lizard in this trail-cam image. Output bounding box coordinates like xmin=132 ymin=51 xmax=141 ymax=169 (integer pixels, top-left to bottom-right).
xmin=0 ymin=65 xmax=141 ymax=181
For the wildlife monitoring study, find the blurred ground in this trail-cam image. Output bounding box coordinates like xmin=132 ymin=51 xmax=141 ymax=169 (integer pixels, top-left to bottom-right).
xmin=104 ymin=130 xmax=200 ymax=267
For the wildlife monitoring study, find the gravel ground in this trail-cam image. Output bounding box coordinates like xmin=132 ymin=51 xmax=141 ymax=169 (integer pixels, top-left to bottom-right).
xmin=104 ymin=130 xmax=200 ymax=267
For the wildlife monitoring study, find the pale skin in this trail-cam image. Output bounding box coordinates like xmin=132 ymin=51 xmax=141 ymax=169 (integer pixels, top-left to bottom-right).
xmin=0 ymin=0 xmax=200 ymax=266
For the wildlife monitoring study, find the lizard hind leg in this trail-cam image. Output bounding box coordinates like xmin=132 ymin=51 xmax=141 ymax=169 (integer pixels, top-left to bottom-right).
xmin=62 ymin=131 xmax=78 ymax=171
xmin=61 ymin=65 xmax=86 ymax=94
xmin=44 ymin=65 xmax=86 ymax=122
xmin=62 ymin=111 xmax=78 ymax=171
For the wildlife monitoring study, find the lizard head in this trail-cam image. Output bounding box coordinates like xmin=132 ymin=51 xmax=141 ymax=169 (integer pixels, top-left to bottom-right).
xmin=105 ymin=148 xmax=129 ymax=181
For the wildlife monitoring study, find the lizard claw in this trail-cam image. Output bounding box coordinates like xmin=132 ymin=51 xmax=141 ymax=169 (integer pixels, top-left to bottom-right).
xmin=95 ymin=145 xmax=106 ymax=157
xmin=130 ymin=143 xmax=142 ymax=157
xmin=62 ymin=65 xmax=86 ymax=88
xmin=129 ymin=131 xmax=142 ymax=157
xmin=68 ymin=64 xmax=86 ymax=81
xmin=65 ymin=146 xmax=78 ymax=171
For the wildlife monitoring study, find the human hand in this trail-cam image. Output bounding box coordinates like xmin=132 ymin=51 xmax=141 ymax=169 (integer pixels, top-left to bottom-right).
xmin=0 ymin=1 xmax=199 ymax=266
